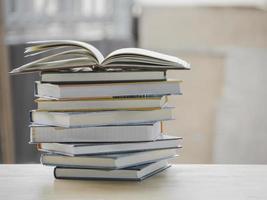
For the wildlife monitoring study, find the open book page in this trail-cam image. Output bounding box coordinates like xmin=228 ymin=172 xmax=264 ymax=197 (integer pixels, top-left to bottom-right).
xmin=10 ymin=40 xmax=190 ymax=74
xmin=10 ymin=49 xmax=98 ymax=74
xmin=103 ymin=48 xmax=190 ymax=69
xmin=103 ymin=56 xmax=178 ymax=66
xmin=10 ymin=40 xmax=104 ymax=74
xmin=27 ymin=40 xmax=104 ymax=62
xmin=30 ymin=58 xmax=97 ymax=72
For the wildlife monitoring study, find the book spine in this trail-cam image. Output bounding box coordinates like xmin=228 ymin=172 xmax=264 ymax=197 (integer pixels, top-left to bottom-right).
xmin=53 ymin=167 xmax=59 ymax=179
xmin=34 ymin=81 xmax=38 ymax=97
xmin=29 ymin=110 xmax=33 ymax=123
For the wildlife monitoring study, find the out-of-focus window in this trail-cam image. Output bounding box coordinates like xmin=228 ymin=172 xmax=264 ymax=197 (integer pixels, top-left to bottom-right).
xmin=4 ymin=0 xmax=133 ymax=44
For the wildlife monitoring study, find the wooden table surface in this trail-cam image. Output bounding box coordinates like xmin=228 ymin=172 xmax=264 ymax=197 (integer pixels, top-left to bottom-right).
xmin=1 ymin=164 xmax=267 ymax=200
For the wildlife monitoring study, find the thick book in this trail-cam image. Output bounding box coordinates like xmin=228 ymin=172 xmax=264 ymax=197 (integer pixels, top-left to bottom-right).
xmin=30 ymin=122 xmax=161 ymax=143
xmin=53 ymin=160 xmax=170 ymax=181
xmin=35 ymin=96 xmax=167 ymax=112
xmin=40 ymin=71 xmax=166 ymax=83
xmin=37 ymin=135 xmax=182 ymax=156
xmin=10 ymin=40 xmax=190 ymax=74
xmin=30 ymin=108 xmax=173 ymax=127
xmin=35 ymin=80 xmax=181 ymax=99
xmin=41 ymin=148 xmax=178 ymax=169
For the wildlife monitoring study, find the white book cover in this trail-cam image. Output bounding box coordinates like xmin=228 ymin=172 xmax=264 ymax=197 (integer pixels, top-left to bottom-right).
xmin=38 ymin=135 xmax=182 ymax=156
xmin=30 ymin=122 xmax=161 ymax=143
xmin=41 ymin=71 xmax=166 ymax=83
xmin=41 ymin=148 xmax=179 ymax=169
xmin=30 ymin=107 xmax=174 ymax=127
xmin=35 ymin=96 xmax=167 ymax=112
xmin=35 ymin=80 xmax=182 ymax=99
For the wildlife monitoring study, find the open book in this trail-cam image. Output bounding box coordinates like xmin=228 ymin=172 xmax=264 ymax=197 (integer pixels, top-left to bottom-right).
xmin=10 ymin=40 xmax=190 ymax=74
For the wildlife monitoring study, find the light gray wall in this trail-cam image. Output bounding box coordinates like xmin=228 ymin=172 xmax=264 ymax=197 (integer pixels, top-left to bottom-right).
xmin=214 ymin=49 xmax=267 ymax=163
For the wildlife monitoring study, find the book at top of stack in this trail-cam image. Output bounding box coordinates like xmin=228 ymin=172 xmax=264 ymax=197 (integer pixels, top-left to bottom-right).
xmin=10 ymin=40 xmax=190 ymax=74
xmin=10 ymin=40 xmax=190 ymax=181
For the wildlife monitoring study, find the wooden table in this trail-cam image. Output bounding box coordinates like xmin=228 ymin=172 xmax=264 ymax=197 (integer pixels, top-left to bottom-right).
xmin=1 ymin=164 xmax=267 ymax=200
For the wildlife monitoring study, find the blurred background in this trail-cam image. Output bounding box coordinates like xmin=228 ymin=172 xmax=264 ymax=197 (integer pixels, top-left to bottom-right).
xmin=0 ymin=0 xmax=267 ymax=164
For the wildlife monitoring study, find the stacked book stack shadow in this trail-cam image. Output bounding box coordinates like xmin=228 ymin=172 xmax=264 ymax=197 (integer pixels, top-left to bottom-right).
xmin=11 ymin=40 xmax=190 ymax=181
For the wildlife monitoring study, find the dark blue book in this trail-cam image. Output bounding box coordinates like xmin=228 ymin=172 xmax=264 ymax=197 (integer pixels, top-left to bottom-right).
xmin=54 ymin=160 xmax=170 ymax=181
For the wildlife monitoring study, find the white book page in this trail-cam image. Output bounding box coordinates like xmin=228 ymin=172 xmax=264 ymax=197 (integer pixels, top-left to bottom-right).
xmin=27 ymin=40 xmax=104 ymax=63
xmin=34 ymin=58 xmax=96 ymax=70
xmin=10 ymin=49 xmax=97 ymax=74
xmin=10 ymin=40 xmax=105 ymax=74
xmin=104 ymin=48 xmax=190 ymax=69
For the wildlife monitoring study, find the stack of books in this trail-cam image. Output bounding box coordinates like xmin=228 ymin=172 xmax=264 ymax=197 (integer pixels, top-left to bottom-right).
xmin=11 ymin=40 xmax=190 ymax=181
